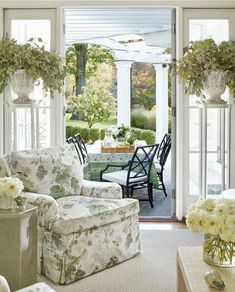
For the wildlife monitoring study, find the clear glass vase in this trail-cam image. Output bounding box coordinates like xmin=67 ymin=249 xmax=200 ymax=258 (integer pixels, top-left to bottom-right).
xmin=103 ymin=129 xmax=114 ymax=147
xmin=0 ymin=196 xmax=14 ymax=209
xmin=203 ymin=233 xmax=235 ymax=267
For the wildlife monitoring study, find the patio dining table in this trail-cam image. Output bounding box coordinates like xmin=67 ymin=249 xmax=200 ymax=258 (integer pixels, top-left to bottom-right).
xmin=83 ymin=141 xmax=158 ymax=188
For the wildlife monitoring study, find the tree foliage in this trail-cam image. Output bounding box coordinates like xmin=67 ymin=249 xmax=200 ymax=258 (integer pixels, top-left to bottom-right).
xmin=131 ymin=62 xmax=155 ymax=110
xmin=66 ymin=44 xmax=114 ymax=95
xmin=67 ymin=81 xmax=116 ymax=128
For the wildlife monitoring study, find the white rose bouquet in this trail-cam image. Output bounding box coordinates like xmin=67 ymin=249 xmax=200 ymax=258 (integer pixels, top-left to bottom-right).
xmin=0 ymin=177 xmax=24 ymax=209
xmin=186 ymin=198 xmax=235 ymax=267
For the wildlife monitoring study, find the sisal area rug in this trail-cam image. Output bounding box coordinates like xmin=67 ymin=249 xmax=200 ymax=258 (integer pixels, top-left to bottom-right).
xmin=39 ymin=229 xmax=203 ymax=292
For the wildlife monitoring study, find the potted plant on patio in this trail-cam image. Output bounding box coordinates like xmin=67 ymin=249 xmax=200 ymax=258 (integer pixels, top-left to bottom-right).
xmin=0 ymin=35 xmax=65 ymax=103
xmin=176 ymin=38 xmax=235 ymax=104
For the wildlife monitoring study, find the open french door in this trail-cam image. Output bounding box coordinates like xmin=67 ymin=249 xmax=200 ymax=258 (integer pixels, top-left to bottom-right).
xmin=183 ymin=9 xmax=235 ymax=214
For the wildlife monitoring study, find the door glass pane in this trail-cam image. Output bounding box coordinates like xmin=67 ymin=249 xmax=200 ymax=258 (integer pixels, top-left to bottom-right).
xmin=10 ymin=20 xmax=51 ymax=150
xmin=188 ymin=19 xmax=229 ymax=196
xmin=189 ymin=153 xmax=200 ymax=195
xmin=207 ymin=152 xmax=223 ymax=195
xmin=189 ymin=20 xmax=229 ymax=42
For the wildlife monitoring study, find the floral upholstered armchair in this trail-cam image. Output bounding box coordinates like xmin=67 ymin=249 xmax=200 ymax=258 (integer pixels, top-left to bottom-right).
xmin=0 ymin=145 xmax=140 ymax=285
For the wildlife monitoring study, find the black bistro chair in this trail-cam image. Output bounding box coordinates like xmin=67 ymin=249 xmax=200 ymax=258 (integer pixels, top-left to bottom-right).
xmin=66 ymin=136 xmax=83 ymax=165
xmin=74 ymin=133 xmax=88 ymax=165
xmin=100 ymin=144 xmax=159 ymax=208
xmin=155 ymin=134 xmax=171 ymax=197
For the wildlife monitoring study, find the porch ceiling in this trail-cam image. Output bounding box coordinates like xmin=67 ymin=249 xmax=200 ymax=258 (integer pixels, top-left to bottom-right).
xmin=65 ymin=8 xmax=172 ymax=62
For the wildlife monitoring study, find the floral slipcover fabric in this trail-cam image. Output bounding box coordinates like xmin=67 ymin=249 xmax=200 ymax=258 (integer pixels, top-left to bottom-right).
xmin=6 ymin=145 xmax=83 ymax=199
xmin=22 ymin=191 xmax=58 ymax=273
xmin=0 ymin=155 xmax=9 ymax=178
xmin=80 ymin=179 xmax=122 ymax=199
xmin=43 ymin=212 xmax=140 ymax=284
xmin=49 ymin=196 xmax=139 ymax=235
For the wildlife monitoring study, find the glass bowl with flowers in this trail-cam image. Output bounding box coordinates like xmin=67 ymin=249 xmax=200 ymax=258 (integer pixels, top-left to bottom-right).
xmin=186 ymin=198 xmax=235 ymax=267
xmin=110 ymin=124 xmax=137 ymax=145
xmin=0 ymin=177 xmax=24 ymax=209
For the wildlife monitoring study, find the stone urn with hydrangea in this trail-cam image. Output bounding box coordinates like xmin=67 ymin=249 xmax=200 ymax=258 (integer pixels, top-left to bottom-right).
xmin=0 ymin=177 xmax=24 ymax=209
xmin=186 ymin=198 xmax=235 ymax=267
xmin=176 ymin=39 xmax=235 ymax=104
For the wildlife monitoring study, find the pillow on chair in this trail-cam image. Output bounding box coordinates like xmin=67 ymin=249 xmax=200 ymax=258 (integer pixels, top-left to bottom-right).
xmin=6 ymin=145 xmax=83 ymax=199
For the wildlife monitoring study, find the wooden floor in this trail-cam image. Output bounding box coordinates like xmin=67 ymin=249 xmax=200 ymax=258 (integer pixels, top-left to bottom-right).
xmin=139 ymin=221 xmax=187 ymax=230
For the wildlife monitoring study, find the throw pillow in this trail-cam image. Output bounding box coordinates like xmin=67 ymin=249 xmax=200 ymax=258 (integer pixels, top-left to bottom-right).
xmin=6 ymin=145 xmax=83 ymax=199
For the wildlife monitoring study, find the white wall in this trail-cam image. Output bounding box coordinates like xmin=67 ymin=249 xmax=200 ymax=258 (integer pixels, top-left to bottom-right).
xmin=1 ymin=0 xmax=235 ymax=219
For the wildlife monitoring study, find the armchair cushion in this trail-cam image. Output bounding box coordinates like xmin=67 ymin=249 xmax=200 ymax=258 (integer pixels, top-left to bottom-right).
xmin=48 ymin=196 xmax=139 ymax=235
xmin=80 ymin=179 xmax=122 ymax=199
xmin=6 ymin=145 xmax=83 ymax=199
xmin=0 ymin=156 xmax=9 ymax=178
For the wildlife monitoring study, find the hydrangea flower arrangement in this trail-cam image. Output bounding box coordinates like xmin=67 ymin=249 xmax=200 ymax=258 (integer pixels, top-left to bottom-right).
xmin=110 ymin=124 xmax=131 ymax=139
xmin=186 ymin=198 xmax=235 ymax=267
xmin=108 ymin=124 xmax=137 ymax=145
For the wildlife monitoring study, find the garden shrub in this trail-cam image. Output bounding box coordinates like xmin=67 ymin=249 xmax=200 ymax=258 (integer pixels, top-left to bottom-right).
xmin=131 ymin=107 xmax=148 ymax=129
xmin=146 ymin=110 xmax=156 ymax=131
xmin=90 ymin=128 xmax=100 ymax=142
xmin=66 ymin=125 xmax=156 ymax=145
xmin=72 ymin=126 xmax=83 ymax=137
xmin=132 ymin=129 xmax=142 ymax=140
xmin=66 ymin=125 xmax=73 ymax=138
xmin=140 ymin=130 xmax=155 ymax=144
xmin=80 ymin=128 xmax=90 ymax=142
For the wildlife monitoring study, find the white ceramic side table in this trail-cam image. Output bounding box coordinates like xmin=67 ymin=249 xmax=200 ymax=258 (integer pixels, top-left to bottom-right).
xmin=0 ymin=204 xmax=37 ymax=291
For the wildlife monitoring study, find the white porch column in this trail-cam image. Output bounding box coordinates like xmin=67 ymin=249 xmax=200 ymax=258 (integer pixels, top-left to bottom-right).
xmin=153 ymin=64 xmax=169 ymax=142
xmin=115 ymin=61 xmax=133 ymax=126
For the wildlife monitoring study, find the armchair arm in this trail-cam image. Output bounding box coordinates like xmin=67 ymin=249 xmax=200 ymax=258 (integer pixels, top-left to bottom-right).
xmin=22 ymin=191 xmax=58 ymax=228
xmin=80 ymin=179 xmax=123 ymax=199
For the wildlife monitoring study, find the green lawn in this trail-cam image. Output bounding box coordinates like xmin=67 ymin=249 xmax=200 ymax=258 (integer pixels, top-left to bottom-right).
xmin=66 ymin=113 xmax=117 ymax=129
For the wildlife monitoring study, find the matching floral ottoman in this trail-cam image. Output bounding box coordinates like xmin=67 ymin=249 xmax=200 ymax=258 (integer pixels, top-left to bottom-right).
xmin=43 ymin=195 xmax=140 ymax=284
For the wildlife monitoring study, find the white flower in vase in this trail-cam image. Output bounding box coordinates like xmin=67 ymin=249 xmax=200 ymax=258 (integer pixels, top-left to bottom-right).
xmin=0 ymin=177 xmax=24 ymax=209
xmin=186 ymin=198 xmax=235 ymax=267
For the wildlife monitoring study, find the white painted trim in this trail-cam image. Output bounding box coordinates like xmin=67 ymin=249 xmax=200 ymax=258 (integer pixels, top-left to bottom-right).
xmin=58 ymin=7 xmax=66 ymax=145
xmin=175 ymin=7 xmax=184 ymax=220
xmin=115 ymin=60 xmax=133 ymax=126
xmin=154 ymin=64 xmax=169 ymax=143
xmin=2 ymin=1 xmax=235 ymax=7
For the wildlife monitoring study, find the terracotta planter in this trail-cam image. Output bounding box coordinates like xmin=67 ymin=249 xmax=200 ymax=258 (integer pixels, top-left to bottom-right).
xmin=10 ymin=69 xmax=35 ymax=104
xmin=203 ymin=71 xmax=228 ymax=104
